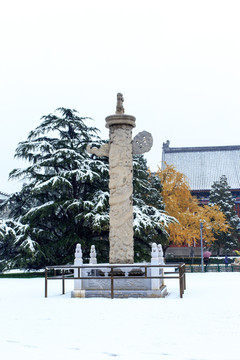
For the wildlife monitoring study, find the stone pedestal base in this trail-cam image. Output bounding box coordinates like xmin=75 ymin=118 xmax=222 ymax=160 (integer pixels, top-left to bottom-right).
xmin=71 ymin=286 xmax=167 ymax=298
xmin=71 ymin=263 xmax=167 ymax=298
xmin=71 ymin=290 xmax=85 ymax=298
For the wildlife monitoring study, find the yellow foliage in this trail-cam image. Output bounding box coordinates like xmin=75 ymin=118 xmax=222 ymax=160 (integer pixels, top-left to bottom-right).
xmin=157 ymin=164 xmax=229 ymax=246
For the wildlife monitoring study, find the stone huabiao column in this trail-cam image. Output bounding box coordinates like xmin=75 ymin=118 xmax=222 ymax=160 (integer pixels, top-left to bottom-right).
xmin=106 ymin=95 xmax=136 ymax=264
xmin=87 ymin=93 xmax=153 ymax=264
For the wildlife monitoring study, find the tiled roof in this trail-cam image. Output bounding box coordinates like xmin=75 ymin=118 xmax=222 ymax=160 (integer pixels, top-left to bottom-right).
xmin=162 ymin=144 xmax=240 ymax=191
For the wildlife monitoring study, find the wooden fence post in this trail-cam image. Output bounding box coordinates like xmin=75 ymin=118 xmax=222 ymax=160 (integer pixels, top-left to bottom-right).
xmin=62 ymin=270 xmax=65 ymax=295
xmin=110 ymin=267 xmax=114 ymax=299
xmin=45 ymin=268 xmax=48 ymax=298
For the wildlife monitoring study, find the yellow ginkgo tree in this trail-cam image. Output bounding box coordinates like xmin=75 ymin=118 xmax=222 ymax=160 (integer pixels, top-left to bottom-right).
xmin=156 ymin=164 xmax=229 ymax=248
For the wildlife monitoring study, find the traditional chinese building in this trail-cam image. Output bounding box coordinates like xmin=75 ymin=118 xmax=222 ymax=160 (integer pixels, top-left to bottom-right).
xmin=162 ymin=141 xmax=240 ymax=256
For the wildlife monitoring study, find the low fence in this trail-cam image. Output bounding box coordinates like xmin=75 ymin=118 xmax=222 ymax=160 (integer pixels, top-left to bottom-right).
xmin=186 ymin=264 xmax=240 ymax=273
xmin=44 ymin=263 xmax=186 ymax=299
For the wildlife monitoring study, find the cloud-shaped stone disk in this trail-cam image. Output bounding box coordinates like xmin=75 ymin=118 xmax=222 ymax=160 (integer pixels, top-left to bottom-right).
xmin=132 ymin=131 xmax=153 ymax=155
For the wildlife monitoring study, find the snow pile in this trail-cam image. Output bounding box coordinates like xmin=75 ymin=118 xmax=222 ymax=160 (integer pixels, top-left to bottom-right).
xmin=0 ymin=273 xmax=239 ymax=360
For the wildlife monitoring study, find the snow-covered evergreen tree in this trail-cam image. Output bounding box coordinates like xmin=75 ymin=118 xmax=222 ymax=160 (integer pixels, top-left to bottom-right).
xmin=209 ymin=175 xmax=239 ymax=254
xmin=0 ymin=110 xmax=173 ymax=269
xmin=0 ymin=218 xmax=37 ymax=271
xmin=133 ymin=155 xmax=174 ymax=261
xmin=0 ymin=108 xmax=109 ymax=268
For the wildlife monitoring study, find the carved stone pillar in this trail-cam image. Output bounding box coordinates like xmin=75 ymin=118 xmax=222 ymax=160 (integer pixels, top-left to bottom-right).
xmin=105 ymin=114 xmax=136 ymax=264
xmin=87 ymin=93 xmax=153 ymax=265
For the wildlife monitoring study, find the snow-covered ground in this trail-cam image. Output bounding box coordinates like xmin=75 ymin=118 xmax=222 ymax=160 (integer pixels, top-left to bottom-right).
xmin=0 ymin=273 xmax=239 ymax=360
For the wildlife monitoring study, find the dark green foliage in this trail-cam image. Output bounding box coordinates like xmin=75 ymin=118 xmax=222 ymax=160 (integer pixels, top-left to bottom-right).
xmin=0 ymin=108 xmax=109 ymax=269
xmin=0 ymin=218 xmax=38 ymax=271
xmin=209 ymin=175 xmax=240 ymax=255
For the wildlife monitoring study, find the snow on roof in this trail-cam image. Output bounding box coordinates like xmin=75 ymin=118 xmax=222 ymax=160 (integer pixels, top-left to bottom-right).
xmin=162 ymin=143 xmax=240 ymax=191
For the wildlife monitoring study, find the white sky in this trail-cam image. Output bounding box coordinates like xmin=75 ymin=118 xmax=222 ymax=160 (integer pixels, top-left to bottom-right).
xmin=1 ymin=0 xmax=240 ymax=193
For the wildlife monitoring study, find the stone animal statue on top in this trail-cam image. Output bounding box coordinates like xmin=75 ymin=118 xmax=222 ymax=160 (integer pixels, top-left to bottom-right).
xmin=116 ymin=93 xmax=125 ymax=114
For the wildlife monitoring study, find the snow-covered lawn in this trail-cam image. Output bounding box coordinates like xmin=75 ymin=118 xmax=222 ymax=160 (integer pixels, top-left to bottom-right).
xmin=0 ymin=273 xmax=239 ymax=360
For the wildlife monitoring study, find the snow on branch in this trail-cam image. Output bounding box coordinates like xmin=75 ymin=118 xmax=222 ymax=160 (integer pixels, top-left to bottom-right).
xmin=24 ymin=201 xmax=55 ymax=217
xmin=33 ymin=177 xmax=72 ymax=192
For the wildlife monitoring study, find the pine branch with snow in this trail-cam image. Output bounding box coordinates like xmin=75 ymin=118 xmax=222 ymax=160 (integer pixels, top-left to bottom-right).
xmin=1 ymin=108 xmax=109 ymax=268
xmin=209 ymin=175 xmax=239 ymax=254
